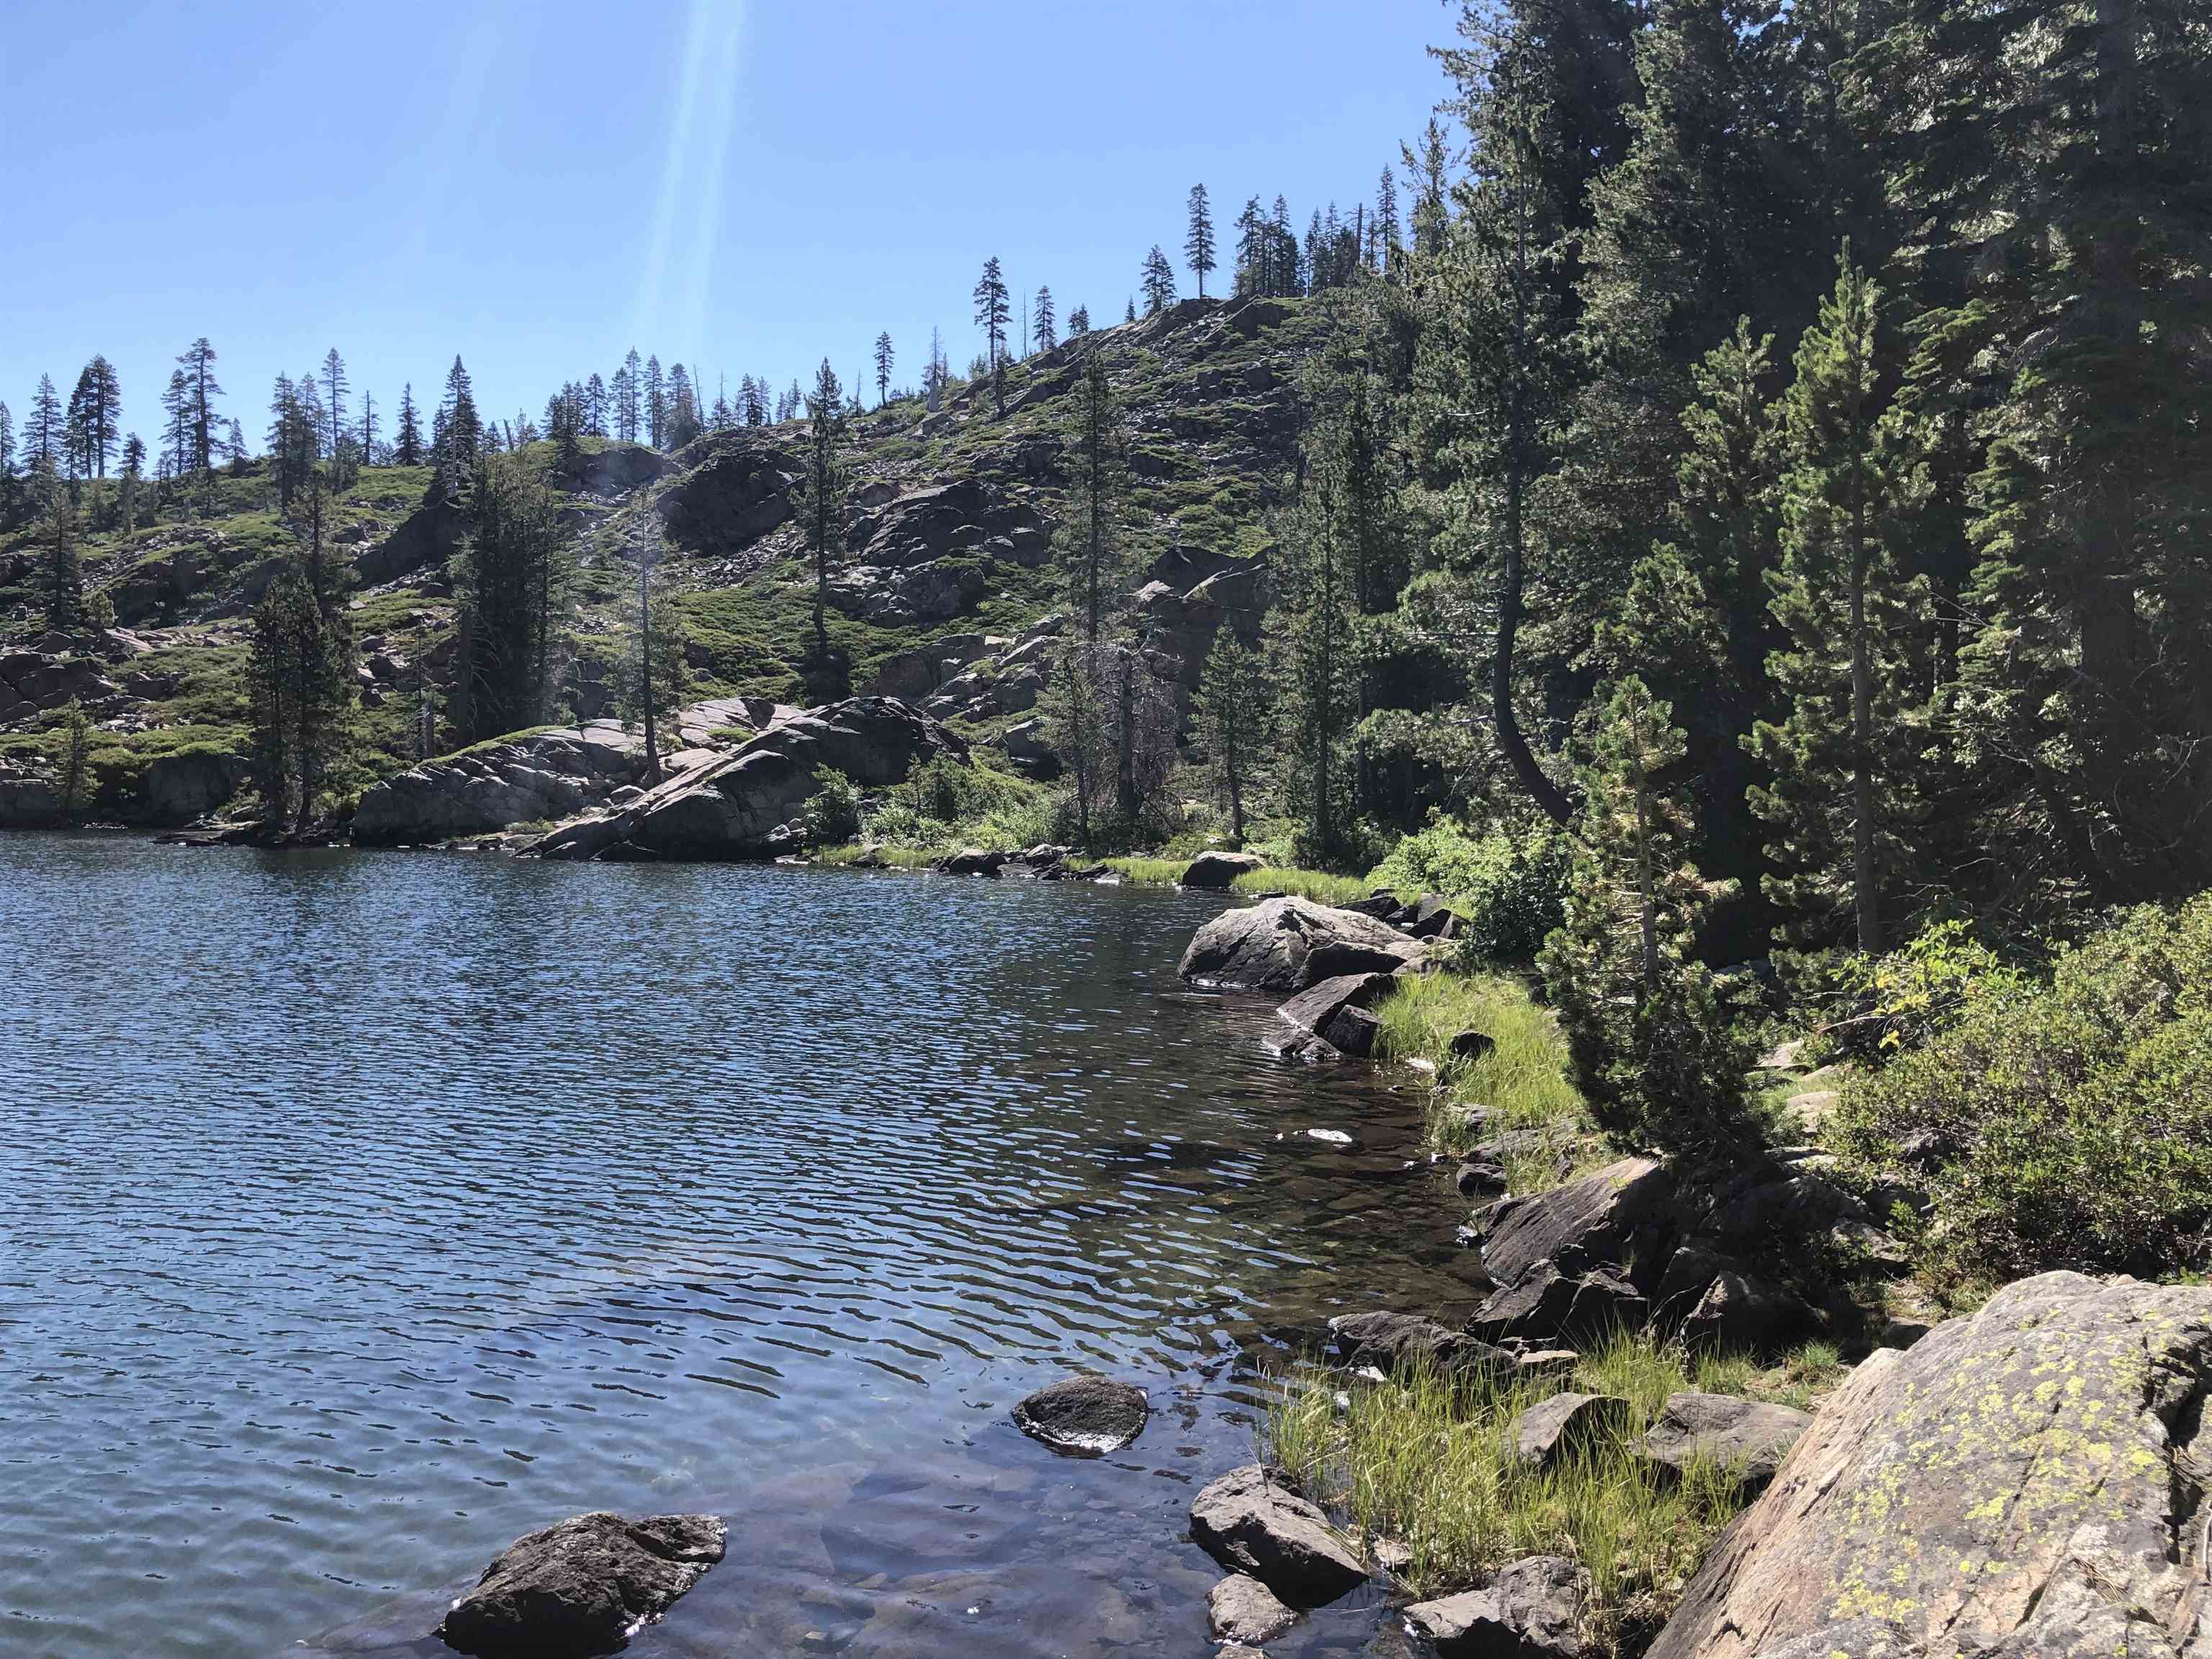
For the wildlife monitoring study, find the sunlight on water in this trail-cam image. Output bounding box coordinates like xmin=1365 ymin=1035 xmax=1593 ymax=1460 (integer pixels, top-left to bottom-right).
xmin=0 ymin=835 xmax=1480 ymax=1657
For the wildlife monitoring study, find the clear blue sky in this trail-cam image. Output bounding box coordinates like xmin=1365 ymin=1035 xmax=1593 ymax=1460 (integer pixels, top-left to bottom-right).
xmin=1 ymin=0 xmax=1450 ymax=452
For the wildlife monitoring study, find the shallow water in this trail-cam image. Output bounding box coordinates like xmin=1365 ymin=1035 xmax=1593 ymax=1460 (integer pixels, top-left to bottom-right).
xmin=0 ymin=834 xmax=1481 ymax=1658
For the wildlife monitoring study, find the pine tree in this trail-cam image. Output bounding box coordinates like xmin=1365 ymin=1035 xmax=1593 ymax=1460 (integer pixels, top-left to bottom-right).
xmin=1748 ymin=253 xmax=1924 ymax=956
xmin=1067 ymin=304 xmax=1090 ymax=336
xmin=1539 ymin=676 xmax=1755 ymax=1154
xmin=1140 ymin=246 xmax=1177 ymax=315
xmin=643 ymin=356 xmax=665 ymax=446
xmin=66 ymin=356 xmax=121 ymax=485
xmin=1375 ymin=166 xmax=1401 ymax=271
xmin=50 ymin=700 xmax=92 ymax=825
xmin=246 ymin=547 xmax=352 ymax=832
xmin=395 ymin=384 xmax=423 ymax=467
xmin=1032 ymin=287 xmax=1056 ymax=354
xmin=454 ymin=454 xmax=572 ymax=741
xmin=1194 ymin=631 xmax=1271 ymax=843
xmin=1056 ymin=349 xmax=1125 ymax=646
xmin=1274 ymin=416 xmax=1359 ymax=863
xmin=620 ymin=349 xmax=643 ymax=442
xmin=1185 ymin=184 xmax=1216 ymax=298
xmin=435 ymin=356 xmax=481 ymax=488
xmin=1403 ymin=117 xmax=1452 ymax=257
xmin=177 ymin=337 xmax=221 ymax=482
xmin=584 ymin=373 xmax=607 ymax=436
xmin=0 ymin=400 xmax=14 ymax=525
xmin=1124 ymin=296 xmax=1138 ymax=324
xmin=42 ymin=484 xmax=82 ymax=631
xmin=873 ymin=331 xmax=894 ymax=408
xmin=973 ymin=256 xmax=1010 ymax=415
xmin=320 ymin=349 xmax=349 ymax=461
xmin=799 ymin=359 xmax=848 ymax=656
xmin=24 ymin=373 xmax=63 ymax=482
xmin=117 ymin=432 xmax=145 ymax=533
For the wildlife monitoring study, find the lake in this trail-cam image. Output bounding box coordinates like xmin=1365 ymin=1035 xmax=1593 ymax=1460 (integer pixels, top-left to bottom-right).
xmin=0 ymin=834 xmax=1481 ymax=1657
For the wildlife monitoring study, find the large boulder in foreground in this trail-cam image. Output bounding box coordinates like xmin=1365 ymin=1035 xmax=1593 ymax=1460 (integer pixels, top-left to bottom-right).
xmin=438 ymin=1511 xmax=725 ymax=1658
xmin=1276 ymin=971 xmax=1395 ymax=1058
xmin=1647 ymin=1272 xmax=2212 ymax=1659
xmin=530 ymin=698 xmax=966 ymax=863
xmin=1182 ymin=849 xmax=1264 ymax=889
xmin=1179 ymin=896 xmax=1426 ymax=992
xmin=1012 ymin=1375 xmax=1147 ymax=1455
xmin=1189 ymin=1464 xmax=1367 ymax=1607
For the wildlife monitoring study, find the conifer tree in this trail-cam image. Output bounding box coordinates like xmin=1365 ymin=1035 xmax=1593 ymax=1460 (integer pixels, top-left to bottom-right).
xmin=1185 ymin=184 xmax=1216 ymax=297
xmin=454 ymin=454 xmax=572 ymax=740
xmin=1403 ymin=117 xmax=1451 ymax=257
xmin=1057 ymin=349 xmax=1125 ymax=645
xmin=1748 ymin=253 xmax=1923 ymax=956
xmin=973 ymin=256 xmax=1010 ymax=415
xmin=320 ymin=349 xmax=349 ymax=460
xmin=51 ymin=700 xmax=92 ymax=825
xmin=1539 ymin=676 xmax=1755 ymax=1154
xmin=1375 ymin=166 xmax=1401 ymax=271
xmin=644 ymin=356 xmax=666 ymax=446
xmin=42 ymin=483 xmax=82 ymax=631
xmin=798 ymin=359 xmax=848 ymax=657
xmin=357 ymin=390 xmax=377 ymax=467
xmin=434 ymin=356 xmax=482 ymax=488
xmin=0 ymin=401 xmax=14 ymax=525
xmin=1124 ymin=296 xmax=1137 ymax=324
xmin=1274 ymin=415 xmax=1359 ymax=863
xmin=1032 ymin=288 xmax=1055 ymax=354
xmin=246 ymin=542 xmax=351 ymax=832
xmin=24 ymin=374 xmax=63 ymax=482
xmin=117 ymin=433 xmax=145 ymax=533
xmin=584 ymin=373 xmax=607 ymax=436
xmin=66 ymin=356 xmax=120 ymax=485
xmin=395 ymin=384 xmax=423 ymax=467
xmin=873 ymin=331 xmax=894 ymax=408
xmin=177 ymin=337 xmax=222 ymax=482
xmin=1194 ymin=631 xmax=1271 ymax=843
xmin=1140 ymin=246 xmax=1177 ymax=315
xmin=1068 ymin=304 xmax=1089 ymax=336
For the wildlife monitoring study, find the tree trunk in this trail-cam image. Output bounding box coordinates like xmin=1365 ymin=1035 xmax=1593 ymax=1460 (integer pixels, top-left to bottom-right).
xmin=1115 ymin=648 xmax=1139 ymax=821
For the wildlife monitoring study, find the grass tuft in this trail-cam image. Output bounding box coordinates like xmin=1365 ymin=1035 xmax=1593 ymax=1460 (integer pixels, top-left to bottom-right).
xmin=1266 ymin=1346 xmax=1748 ymax=1654
xmin=1229 ymin=866 xmax=1371 ymax=905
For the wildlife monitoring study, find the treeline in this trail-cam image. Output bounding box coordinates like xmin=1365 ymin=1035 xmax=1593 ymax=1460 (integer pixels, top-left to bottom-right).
xmin=1152 ymin=0 xmax=2210 ymax=1151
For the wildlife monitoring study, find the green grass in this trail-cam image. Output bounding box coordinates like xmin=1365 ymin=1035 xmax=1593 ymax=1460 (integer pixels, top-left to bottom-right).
xmin=1375 ymin=971 xmax=1589 ymax=1184
xmin=814 ymin=843 xmax=939 ymax=869
xmin=1230 ymin=866 xmax=1370 ymax=904
xmin=1266 ymin=1344 xmax=1745 ymax=1653
xmin=1265 ymin=1330 xmax=1848 ymax=1654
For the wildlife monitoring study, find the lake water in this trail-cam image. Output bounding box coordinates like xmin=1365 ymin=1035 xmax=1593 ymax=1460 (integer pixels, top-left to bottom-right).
xmin=0 ymin=834 xmax=1483 ymax=1658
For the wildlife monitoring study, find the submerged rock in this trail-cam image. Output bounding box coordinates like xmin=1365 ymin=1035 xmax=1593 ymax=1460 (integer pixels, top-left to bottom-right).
xmin=1654 ymin=1274 xmax=2212 ymax=1658
xmin=437 ymin=1511 xmax=725 ymax=1658
xmin=1402 ymin=1554 xmax=1588 ymax=1658
xmin=1179 ymin=896 xmax=1426 ymax=992
xmin=1011 ymin=1375 xmax=1147 ymax=1455
xmin=1188 ymin=1464 xmax=1367 ymax=1607
xmin=1208 ymin=1573 xmax=1298 ymax=1644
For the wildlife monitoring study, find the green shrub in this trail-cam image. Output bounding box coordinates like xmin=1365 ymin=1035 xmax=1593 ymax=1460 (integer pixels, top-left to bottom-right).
xmin=1832 ymin=896 xmax=2212 ymax=1284
xmin=1370 ymin=817 xmax=1573 ymax=962
xmin=1800 ymin=920 xmax=2026 ymax=1064
xmin=801 ymin=768 xmax=863 ymax=845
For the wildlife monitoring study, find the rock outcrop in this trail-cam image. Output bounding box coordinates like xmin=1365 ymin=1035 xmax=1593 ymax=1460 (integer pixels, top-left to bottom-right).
xmin=1208 ymin=1573 xmax=1298 ymax=1645
xmin=352 ymin=728 xmax=646 ymax=845
xmin=1012 ymin=1375 xmax=1148 ymax=1455
xmin=1275 ymin=971 xmax=1395 ymax=1059
xmin=1179 ymin=896 xmax=1427 ymax=992
xmin=1636 ymin=1391 xmax=1811 ymax=1490
xmin=529 ymin=698 xmax=966 ymax=863
xmin=1182 ymin=848 xmax=1264 ymax=889
xmin=1647 ymin=1273 xmax=2212 ymax=1659
xmin=1328 ymin=1310 xmax=1514 ymax=1377
xmin=437 ymin=1511 xmax=725 ymax=1658
xmin=1512 ymin=1392 xmax=1630 ymax=1470
xmin=1189 ymin=1465 xmax=1367 ymax=1608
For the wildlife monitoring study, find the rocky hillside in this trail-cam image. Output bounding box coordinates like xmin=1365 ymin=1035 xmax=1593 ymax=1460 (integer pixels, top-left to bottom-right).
xmin=0 ymin=295 xmax=1317 ymax=830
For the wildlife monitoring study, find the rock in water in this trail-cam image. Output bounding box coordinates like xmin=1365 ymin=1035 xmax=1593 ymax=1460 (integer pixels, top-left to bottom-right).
xmin=1182 ymin=849 xmax=1266 ymax=889
xmin=1011 ymin=1375 xmax=1148 ymax=1455
xmin=437 ymin=1511 xmax=725 ymax=1658
xmin=1402 ymin=1554 xmax=1588 ymax=1658
xmin=1648 ymin=1272 xmax=2212 ymax=1659
xmin=1328 ymin=1310 xmax=1514 ymax=1377
xmin=1208 ymin=1573 xmax=1298 ymax=1643
xmin=1179 ymin=896 xmax=1426 ymax=992
xmin=1188 ymin=1464 xmax=1367 ymax=1607
xmin=1275 ymin=971 xmax=1396 ymax=1058
xmin=1636 ymin=1391 xmax=1811 ymax=1490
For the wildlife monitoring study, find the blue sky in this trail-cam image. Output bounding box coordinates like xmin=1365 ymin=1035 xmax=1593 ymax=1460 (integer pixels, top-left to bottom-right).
xmin=2 ymin=0 xmax=1449 ymax=452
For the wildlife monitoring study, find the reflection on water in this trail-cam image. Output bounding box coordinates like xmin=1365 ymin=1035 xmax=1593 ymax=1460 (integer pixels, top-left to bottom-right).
xmin=0 ymin=835 xmax=1480 ymax=1658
